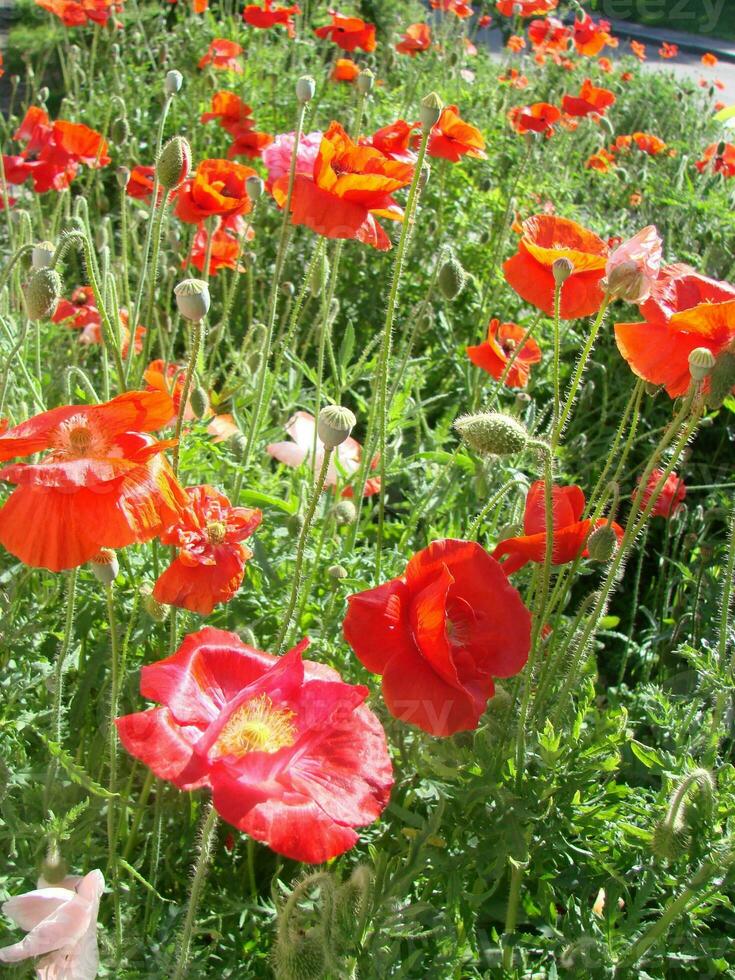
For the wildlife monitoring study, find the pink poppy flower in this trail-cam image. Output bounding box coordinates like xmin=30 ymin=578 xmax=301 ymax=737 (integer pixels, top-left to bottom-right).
xmin=604 ymin=225 xmax=662 ymax=303
xmin=0 ymin=870 xmax=104 ymax=978
xmin=262 ymin=131 xmax=323 ymax=187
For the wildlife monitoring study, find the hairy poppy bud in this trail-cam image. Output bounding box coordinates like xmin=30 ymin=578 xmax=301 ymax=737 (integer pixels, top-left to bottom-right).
xmin=140 ymin=584 xmax=169 ymax=622
xmin=174 ymin=278 xmax=210 ymax=322
xmin=357 ymin=68 xmax=375 ymax=94
xmin=111 ymin=116 xmax=129 ymax=145
xmin=688 ymin=347 xmax=716 ymax=382
xmin=190 ymin=385 xmax=209 ymax=418
xmin=586 ymin=525 xmax=618 ymax=562
xmin=156 ymin=136 xmax=191 ymax=191
xmin=272 ymin=929 xmax=325 ymax=980
xmin=89 ymin=548 xmax=119 ymax=585
xmin=438 ymin=255 xmax=466 ymax=300
xmin=229 ymin=431 xmax=247 ymax=458
xmin=116 ymin=166 xmax=130 ymax=189
xmin=246 ymin=174 xmax=264 ymax=202
xmin=328 ymin=564 xmax=348 ymax=581
xmin=454 ymin=412 xmax=529 ymax=456
xmin=32 ymin=241 xmax=55 ymax=269
xmin=552 ymin=257 xmax=574 ymax=286
xmin=165 ymin=69 xmax=183 ymax=95
xmin=420 ymin=91 xmax=443 ymax=130
xmin=318 ymin=405 xmax=356 ymax=449
xmin=40 ymin=844 xmax=68 ymax=885
xmin=296 ymin=75 xmax=316 ymax=103
xmin=38 ymin=86 xmax=49 ymax=104
xmin=651 ymin=818 xmax=690 ymax=861
xmin=25 ymin=268 xmax=62 ymax=320
xmin=330 ymin=499 xmax=356 ymax=525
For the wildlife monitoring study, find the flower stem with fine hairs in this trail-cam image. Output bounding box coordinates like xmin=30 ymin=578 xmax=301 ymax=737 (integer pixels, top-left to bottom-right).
xmin=172 ymin=318 xmax=204 ymax=477
xmin=553 ymin=297 xmax=610 ymax=444
xmin=502 ymin=859 xmax=526 ymax=970
xmin=173 ymin=801 xmax=219 ymax=980
xmin=44 ymin=567 xmax=78 ymax=811
xmin=105 ymin=583 xmax=123 ymax=959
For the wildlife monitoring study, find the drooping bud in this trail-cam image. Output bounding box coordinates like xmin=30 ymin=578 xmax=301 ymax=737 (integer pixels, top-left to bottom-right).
xmin=296 ymin=75 xmax=316 ymax=103
xmin=139 ymin=584 xmax=169 ymax=622
xmin=111 ymin=116 xmax=129 ymax=145
xmin=552 ymin=257 xmax=574 ymax=286
xmin=586 ymin=524 xmax=618 ymax=562
xmin=688 ymin=347 xmax=716 ymax=382
xmin=330 ymin=499 xmax=357 ymax=525
xmin=165 ymin=69 xmax=183 ymax=95
xmin=174 ymin=278 xmax=210 ymax=322
xmin=246 ymin=174 xmax=264 ymax=202
xmin=89 ymin=548 xmax=119 ymax=585
xmin=317 ymin=405 xmax=356 ymax=449
xmin=156 ymin=136 xmax=192 ymax=191
xmin=438 ymin=255 xmax=466 ymax=300
xmin=357 ymin=68 xmax=375 ymax=94
xmin=24 ymin=268 xmax=63 ymax=319
xmin=453 ymin=412 xmax=529 ymax=456
xmin=420 ymin=91 xmax=443 ymax=130
xmin=272 ymin=928 xmax=325 ymax=980
xmin=651 ymin=818 xmax=690 ymax=861
xmin=32 ymin=241 xmax=55 ymax=269
xmin=190 ymin=385 xmax=209 ymax=418
xmin=38 ymin=86 xmax=50 ymax=104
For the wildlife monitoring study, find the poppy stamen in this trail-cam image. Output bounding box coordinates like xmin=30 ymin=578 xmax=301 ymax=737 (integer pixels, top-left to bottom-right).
xmin=206 ymin=520 xmax=227 ymax=545
xmin=215 ymin=693 xmax=297 ymax=757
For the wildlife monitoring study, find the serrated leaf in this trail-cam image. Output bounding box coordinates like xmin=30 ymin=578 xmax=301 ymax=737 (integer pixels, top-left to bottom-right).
xmin=237 ymin=489 xmax=297 ymax=514
xmin=416 ymin=450 xmax=475 ymax=473
xmin=629 ymin=740 xmax=665 ymax=770
xmin=42 ymin=738 xmax=118 ymax=799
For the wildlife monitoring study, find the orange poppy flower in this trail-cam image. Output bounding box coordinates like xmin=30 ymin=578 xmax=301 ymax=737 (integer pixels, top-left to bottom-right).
xmin=506 ymin=34 xmax=526 ymax=52
xmin=702 ymin=52 xmax=718 ymax=67
xmin=503 ymin=214 xmax=609 ymax=319
xmin=175 ymin=159 xmax=255 ymax=224
xmin=574 ymin=13 xmax=615 ymax=57
xmin=315 ymin=13 xmax=376 ymax=53
xmin=189 ymin=215 xmax=253 ymax=276
xmin=696 ymin=142 xmax=735 ymax=178
xmin=562 ymin=79 xmax=616 ymax=117
xmin=598 ymin=56 xmax=613 ymax=72
xmin=467 ymin=319 xmax=541 ymax=388
xmin=272 ymin=122 xmax=413 ymax=250
xmin=365 ymin=120 xmax=418 ymax=163
xmin=528 ymin=15 xmax=569 ymax=52
xmin=332 ymin=57 xmax=360 ymax=81
xmin=198 ymin=39 xmax=244 ymax=72
xmin=425 ymin=105 xmax=486 ymax=162
xmin=153 ymin=485 xmax=262 ymax=615
xmin=0 ymin=391 xmax=186 ymax=571
xmin=586 ymin=148 xmax=615 ymax=173
xmin=396 ymin=22 xmax=431 ymax=55
xmin=630 ymin=40 xmax=646 ymax=61
xmin=508 ymin=102 xmax=561 ymax=135
xmin=659 ymin=42 xmax=678 ymax=59
xmin=632 ymin=132 xmax=667 ymax=155
xmin=35 ymin=0 xmax=121 ymax=26
xmin=243 ymin=0 xmax=300 ymax=37
xmin=430 ymin=0 xmax=473 ymax=18
xmin=496 ymin=0 xmax=556 ymax=15
xmin=200 ymin=91 xmax=255 ymax=137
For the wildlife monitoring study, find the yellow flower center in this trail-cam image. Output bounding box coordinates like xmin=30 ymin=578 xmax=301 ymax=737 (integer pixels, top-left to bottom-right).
xmin=206 ymin=521 xmax=227 ymax=546
xmin=214 ymin=694 xmax=297 ymax=758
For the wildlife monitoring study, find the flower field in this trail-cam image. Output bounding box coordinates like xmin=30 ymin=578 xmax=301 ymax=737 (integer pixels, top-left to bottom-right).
xmin=1 ymin=0 xmax=735 ymax=976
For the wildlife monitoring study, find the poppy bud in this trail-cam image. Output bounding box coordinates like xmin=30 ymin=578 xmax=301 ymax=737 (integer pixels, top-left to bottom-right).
xmin=651 ymin=818 xmax=690 ymax=861
xmin=479 ymin=177 xmax=492 ymax=192
xmin=281 ymin=280 xmax=295 ymax=297
xmin=688 ymin=347 xmax=716 ymax=382
xmin=419 ymin=162 xmax=431 ymax=190
xmin=586 ymin=525 xmax=618 ymax=562
xmin=156 ymin=136 xmax=192 ymax=191
xmin=32 ymin=241 xmax=55 ymax=269
xmin=296 ymin=75 xmax=316 ymax=103
xmin=552 ymin=257 xmax=574 ymax=286
xmin=317 ymin=405 xmax=356 ymax=449
xmin=453 ymin=412 xmax=529 ymax=456
xmin=707 ymin=351 xmax=735 ymax=407
xmin=38 ymin=86 xmax=49 ymax=104
xmin=603 ymin=260 xmax=647 ymax=303
xmin=420 ymin=92 xmax=443 ymax=131
xmin=111 ymin=116 xmax=129 ymax=145
xmin=515 ymin=391 xmax=531 ymax=409
xmin=250 ymin=322 xmax=268 ymax=349
xmin=174 ymin=278 xmax=210 ymax=322
xmin=272 ymin=929 xmax=326 ymax=980
xmin=246 ymin=174 xmax=264 ymax=202
xmin=717 ymin=140 xmax=727 ymax=157
xmin=25 ymin=268 xmax=62 ymax=320
xmin=89 ymin=548 xmax=119 ymax=585
xmin=140 ymin=583 xmax=169 ymax=622
xmin=40 ymin=844 xmax=68 ymax=885
xmin=229 ymin=431 xmax=247 ymax=459
xmin=190 ymin=385 xmax=209 ymax=418
xmin=357 ymin=68 xmax=374 ymax=94
xmin=438 ymin=255 xmax=466 ymax=300
xmin=330 ymin=500 xmax=357 ymax=525
xmin=116 ymin=166 xmax=130 ymax=188
xmin=165 ymin=69 xmax=183 ymax=95
xmin=334 ymin=865 xmax=373 ymax=942
xmin=327 ymin=564 xmax=348 ymax=581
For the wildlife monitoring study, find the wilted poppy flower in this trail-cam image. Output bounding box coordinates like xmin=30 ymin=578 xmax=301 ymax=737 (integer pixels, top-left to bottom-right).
xmin=425 ymin=105 xmax=486 ymax=162
xmin=365 ymin=120 xmax=418 ymax=163
xmin=0 ymin=870 xmax=104 ymax=978
xmin=528 ymin=15 xmax=570 ymax=51
xmin=262 ymin=130 xmax=323 ymax=188
xmin=508 ymin=102 xmax=561 ymax=135
xmin=503 ymin=214 xmax=609 ymax=319
xmin=332 ymin=57 xmax=360 ymax=82
xmin=574 ymin=13 xmax=616 ymax=57
xmin=175 ymin=159 xmax=255 ymax=224
xmin=116 ymin=627 xmax=393 ymax=862
xmin=637 ymin=469 xmax=686 ymax=518
xmin=659 ymin=41 xmax=678 ymax=59
xmin=198 ymin=38 xmax=244 ymax=72
xmin=315 ymin=12 xmax=376 ymax=52
xmin=493 ymin=482 xmax=622 ymax=575
xmin=0 ymin=391 xmax=186 ymax=571
xmin=702 ymin=52 xmax=718 ymax=67
xmin=396 ymin=22 xmax=431 ymax=55
xmin=153 ymin=485 xmax=261 ymax=615
xmin=496 ymin=0 xmax=556 ymax=14
xmin=562 ymin=79 xmax=616 ymax=117
xmin=603 ymin=225 xmax=662 ymax=304
xmin=272 ymin=122 xmax=413 ymax=250
xmin=630 ymin=40 xmax=646 ymax=61
xmin=467 ymin=319 xmax=541 ymax=388
xmin=696 ymin=142 xmax=735 ymax=178
xmin=189 ymin=215 xmax=253 ymax=275
xmin=200 ymin=91 xmax=255 ymax=137
xmin=267 ymin=410 xmax=380 ymax=497
xmin=243 ymin=0 xmax=300 ymax=37
xmin=344 ymin=539 xmax=531 ymax=736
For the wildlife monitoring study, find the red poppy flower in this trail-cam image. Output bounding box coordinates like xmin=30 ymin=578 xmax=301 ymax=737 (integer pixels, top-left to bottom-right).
xmin=528 ymin=15 xmax=570 ymax=51
xmin=53 ymin=287 xmax=146 ymax=355
xmin=243 ymin=0 xmax=300 ymax=37
xmin=499 ymin=67 xmax=529 ymax=89
xmin=506 ymin=34 xmax=525 ymax=52
xmin=562 ymin=79 xmax=616 ymax=117
xmin=189 ymin=215 xmax=253 ymax=276
xmin=272 ymin=122 xmax=413 ymax=250
xmin=344 ymin=539 xmax=531 ymax=736
xmin=116 ymin=627 xmax=393 ymax=863
xmin=153 ymin=486 xmax=261 ymax=615
xmin=35 ymin=0 xmax=121 ymax=26
xmin=467 ymin=319 xmax=541 ymax=388
xmin=630 ymin=40 xmax=646 ymax=61
xmin=126 ymin=165 xmax=165 ymax=203
xmin=0 ymin=391 xmax=186 ymax=571
xmin=425 ymin=105 xmax=486 ymax=162
xmin=365 ymin=120 xmax=418 ymax=163
xmin=315 ymin=13 xmax=376 ymax=53
xmin=503 ymin=214 xmax=609 ymax=319
xmin=637 ymin=469 xmax=686 ymax=518
xmin=574 ymin=14 xmax=615 ymax=57
xmin=696 ymin=142 xmax=735 ymax=178
xmin=508 ymin=102 xmax=561 ymax=135
xmin=200 ymin=91 xmax=255 ymax=138
xmin=586 ymin=148 xmax=615 ymax=172
xmin=198 ymin=39 xmax=244 ymax=72
xmin=496 ymin=0 xmax=556 ymax=15
xmin=7 ymin=107 xmax=109 ymax=193
xmin=702 ymin=52 xmax=718 ymax=67
xmin=332 ymin=57 xmax=360 ymax=81
xmin=478 ymin=13 xmax=492 ymax=27
xmin=659 ymin=42 xmax=678 ymax=59
xmin=629 ymin=132 xmax=667 ymax=155
xmin=175 ymin=159 xmax=255 ymax=224
xmin=430 ymin=0 xmax=473 ymax=17
xmin=227 ymin=130 xmax=274 ymax=160
xmin=396 ymin=22 xmax=431 ymax=55
xmin=492 ymin=482 xmax=623 ymax=575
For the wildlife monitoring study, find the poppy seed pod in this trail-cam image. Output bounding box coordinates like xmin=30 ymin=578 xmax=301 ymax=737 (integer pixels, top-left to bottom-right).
xmin=89 ymin=548 xmax=119 ymax=585
xmin=420 ymin=91 xmax=443 ymax=130
xmin=688 ymin=347 xmax=716 ymax=382
xmin=165 ymin=69 xmax=183 ymax=95
xmin=586 ymin=524 xmax=618 ymax=562
xmin=31 ymin=241 xmax=55 ymax=270
xmin=328 ymin=564 xmax=348 ymax=581
xmin=330 ymin=499 xmax=357 ymax=525
xmin=24 ymin=268 xmax=62 ymax=320
xmin=174 ymin=278 xmax=210 ymax=322
xmin=552 ymin=257 xmax=574 ymax=286
xmin=190 ymin=385 xmax=209 ymax=418
xmin=116 ymin=166 xmax=130 ymax=188
xmin=453 ymin=412 xmax=529 ymax=456
xmin=246 ymin=174 xmax=264 ymax=202
xmin=140 ymin=584 xmax=169 ymax=622
xmin=317 ymin=405 xmax=356 ymax=448
xmin=156 ymin=136 xmax=192 ymax=191
xmin=296 ymin=75 xmax=316 ymax=103
xmin=357 ymin=68 xmax=375 ymax=94
xmin=40 ymin=845 xmax=68 ymax=885
xmin=438 ymin=255 xmax=466 ymax=300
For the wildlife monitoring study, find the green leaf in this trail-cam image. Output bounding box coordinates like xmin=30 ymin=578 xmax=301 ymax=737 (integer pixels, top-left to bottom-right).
xmin=629 ymin=740 xmax=665 ymax=770
xmin=237 ymin=490 xmax=297 ymax=514
xmin=42 ymin=738 xmax=118 ymax=799
xmin=599 ymin=616 xmax=620 ymax=629
xmin=415 ymin=450 xmax=475 ymax=474
xmin=714 ymin=104 xmax=735 ymax=123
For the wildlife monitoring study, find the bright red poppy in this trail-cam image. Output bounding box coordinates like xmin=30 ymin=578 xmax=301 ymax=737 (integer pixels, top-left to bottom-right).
xmin=332 ymin=57 xmax=360 ymax=81
xmin=574 ymin=13 xmax=616 ymax=57
xmin=344 ymin=539 xmax=531 ymax=736
xmin=35 ymin=0 xmax=121 ymax=26
xmin=467 ymin=319 xmax=541 ymax=388
xmin=189 ymin=215 xmax=253 ymax=275
xmin=153 ymin=486 xmax=261 ymax=615
xmin=637 ymin=469 xmax=686 ymax=518
xmin=200 ymin=91 xmax=255 ymax=137
xmin=198 ymin=39 xmax=244 ymax=72
xmin=503 ymin=214 xmax=609 ymax=319
xmin=562 ymin=79 xmax=616 ymax=117
xmin=365 ymin=120 xmax=418 ymax=163
xmin=175 ymin=159 xmax=255 ymax=224
xmin=0 ymin=391 xmax=186 ymax=571
xmin=425 ymin=105 xmax=486 ymax=162
xmin=508 ymin=102 xmax=561 ymax=135
xmin=696 ymin=143 xmax=735 ymax=178
xmin=496 ymin=0 xmax=556 ymax=15
xmin=396 ymin=23 xmax=431 ymax=55
xmin=228 ymin=130 xmax=274 ymax=160
xmin=53 ymin=286 xmax=145 ymax=355
xmin=528 ymin=15 xmax=570 ymax=51
xmin=116 ymin=627 xmax=393 ymax=862
xmin=659 ymin=41 xmax=678 ymax=59
xmin=315 ymin=13 xmax=376 ymax=52
xmin=243 ymin=0 xmax=300 ymax=37
xmin=126 ymin=164 xmax=168 ymax=203
xmin=492 ymin=482 xmax=623 ymax=575
xmin=430 ymin=0 xmax=473 ymax=17
xmin=272 ymin=122 xmax=413 ymax=250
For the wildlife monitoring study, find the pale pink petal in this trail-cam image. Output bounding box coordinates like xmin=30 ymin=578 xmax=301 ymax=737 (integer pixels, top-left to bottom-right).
xmin=266 ymin=440 xmax=310 ymax=469
xmin=285 ymin=410 xmax=318 ymax=452
xmin=2 ymin=890 xmax=71 ymax=932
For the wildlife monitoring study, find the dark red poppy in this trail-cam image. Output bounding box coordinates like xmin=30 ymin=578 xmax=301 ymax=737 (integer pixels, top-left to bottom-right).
xmin=175 ymin=159 xmax=255 ymax=224
xmin=562 ymin=79 xmax=616 ymax=117
xmin=243 ymin=0 xmax=300 ymax=37
xmin=344 ymin=539 xmax=531 ymax=736
xmin=637 ymin=469 xmax=686 ymax=518
xmin=508 ymin=102 xmax=561 ymax=136
xmin=467 ymin=319 xmax=541 ymax=388
xmin=315 ymin=12 xmax=376 ymax=52
xmin=116 ymin=627 xmax=393 ymax=863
